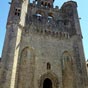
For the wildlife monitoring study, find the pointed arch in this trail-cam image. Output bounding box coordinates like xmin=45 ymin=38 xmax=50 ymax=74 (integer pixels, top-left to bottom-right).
xmin=20 ymin=47 xmax=34 ymax=60
xmin=36 ymin=10 xmax=45 ymax=16
xmin=62 ymin=51 xmax=72 ymax=68
xmin=62 ymin=51 xmax=74 ymax=88
xmin=43 ymin=78 xmax=52 ymax=88
xmin=16 ymin=47 xmax=35 ymax=88
xmin=39 ymin=72 xmax=59 ymax=88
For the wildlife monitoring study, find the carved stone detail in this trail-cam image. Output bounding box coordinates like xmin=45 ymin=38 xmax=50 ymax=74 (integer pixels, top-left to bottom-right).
xmin=38 ymin=72 xmax=59 ymax=88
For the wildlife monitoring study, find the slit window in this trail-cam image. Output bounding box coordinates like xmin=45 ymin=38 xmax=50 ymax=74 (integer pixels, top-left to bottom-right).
xmin=45 ymin=2 xmax=47 ymax=6
xmin=47 ymin=63 xmax=51 ymax=70
xmin=41 ymin=1 xmax=43 ymax=5
xmin=48 ymin=3 xmax=51 ymax=8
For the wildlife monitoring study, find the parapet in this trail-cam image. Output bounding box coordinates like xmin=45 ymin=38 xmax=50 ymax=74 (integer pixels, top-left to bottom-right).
xmin=24 ymin=0 xmax=79 ymax=38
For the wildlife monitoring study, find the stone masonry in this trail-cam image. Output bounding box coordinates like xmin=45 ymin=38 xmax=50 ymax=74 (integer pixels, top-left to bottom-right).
xmin=0 ymin=0 xmax=88 ymax=88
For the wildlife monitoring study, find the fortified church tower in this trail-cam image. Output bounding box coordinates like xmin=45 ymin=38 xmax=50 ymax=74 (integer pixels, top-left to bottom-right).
xmin=0 ymin=0 xmax=88 ymax=88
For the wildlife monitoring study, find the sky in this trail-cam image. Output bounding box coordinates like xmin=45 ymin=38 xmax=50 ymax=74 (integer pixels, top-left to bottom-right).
xmin=0 ymin=0 xmax=88 ymax=60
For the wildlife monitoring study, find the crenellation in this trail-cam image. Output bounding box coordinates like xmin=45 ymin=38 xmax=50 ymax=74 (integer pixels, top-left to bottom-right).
xmin=0 ymin=0 xmax=88 ymax=88
xmin=25 ymin=1 xmax=79 ymax=38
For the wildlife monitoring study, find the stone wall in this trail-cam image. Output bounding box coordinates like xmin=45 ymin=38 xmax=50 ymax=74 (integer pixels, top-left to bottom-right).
xmin=16 ymin=31 xmax=77 ymax=88
xmin=86 ymin=61 xmax=88 ymax=76
xmin=0 ymin=0 xmax=87 ymax=88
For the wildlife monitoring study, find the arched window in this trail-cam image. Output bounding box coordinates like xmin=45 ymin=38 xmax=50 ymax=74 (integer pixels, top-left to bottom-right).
xmin=47 ymin=62 xmax=51 ymax=70
xmin=21 ymin=47 xmax=31 ymax=59
xmin=62 ymin=51 xmax=73 ymax=88
xmin=48 ymin=3 xmax=51 ymax=8
xmin=35 ymin=13 xmax=42 ymax=21
xmin=62 ymin=51 xmax=73 ymax=71
xmin=48 ymin=16 xmax=53 ymax=22
xmin=45 ymin=2 xmax=47 ymax=6
xmin=63 ymin=51 xmax=72 ymax=62
xmin=17 ymin=47 xmax=34 ymax=88
xmin=41 ymin=1 xmax=43 ymax=5
xmin=35 ymin=10 xmax=45 ymax=21
xmin=48 ymin=13 xmax=53 ymax=22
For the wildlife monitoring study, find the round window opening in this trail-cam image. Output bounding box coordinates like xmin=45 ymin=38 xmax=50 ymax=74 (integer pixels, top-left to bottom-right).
xmin=43 ymin=78 xmax=52 ymax=88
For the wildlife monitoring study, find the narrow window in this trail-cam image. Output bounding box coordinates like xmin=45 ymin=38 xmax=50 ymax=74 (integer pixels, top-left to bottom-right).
xmin=48 ymin=16 xmax=53 ymax=22
xmin=47 ymin=63 xmax=51 ymax=70
xmin=41 ymin=1 xmax=43 ymax=5
xmin=36 ymin=13 xmax=42 ymax=21
xmin=45 ymin=2 xmax=47 ymax=6
xmin=87 ymin=64 xmax=88 ymax=67
xmin=48 ymin=3 xmax=51 ymax=8
xmin=15 ymin=8 xmax=21 ymax=17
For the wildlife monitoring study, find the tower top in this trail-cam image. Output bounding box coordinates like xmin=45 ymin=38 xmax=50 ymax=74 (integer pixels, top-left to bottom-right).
xmin=34 ymin=0 xmax=55 ymax=8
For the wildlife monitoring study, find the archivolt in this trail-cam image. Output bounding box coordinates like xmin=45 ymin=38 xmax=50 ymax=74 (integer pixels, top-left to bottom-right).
xmin=39 ymin=72 xmax=59 ymax=88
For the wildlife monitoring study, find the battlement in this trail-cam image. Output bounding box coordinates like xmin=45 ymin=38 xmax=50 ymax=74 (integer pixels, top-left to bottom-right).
xmin=0 ymin=0 xmax=87 ymax=88
xmin=23 ymin=1 xmax=79 ymax=38
xmin=23 ymin=25 xmax=70 ymax=39
xmin=7 ymin=0 xmax=79 ymax=38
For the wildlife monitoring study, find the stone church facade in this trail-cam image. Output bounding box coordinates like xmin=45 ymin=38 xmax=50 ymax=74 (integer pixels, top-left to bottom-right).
xmin=0 ymin=0 xmax=88 ymax=88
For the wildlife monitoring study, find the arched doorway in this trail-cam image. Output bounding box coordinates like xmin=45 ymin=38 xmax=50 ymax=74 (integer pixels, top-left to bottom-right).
xmin=43 ymin=78 xmax=52 ymax=88
xmin=39 ymin=72 xmax=58 ymax=88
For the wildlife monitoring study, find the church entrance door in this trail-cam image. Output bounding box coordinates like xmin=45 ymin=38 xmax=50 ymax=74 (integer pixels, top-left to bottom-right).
xmin=43 ymin=78 xmax=52 ymax=88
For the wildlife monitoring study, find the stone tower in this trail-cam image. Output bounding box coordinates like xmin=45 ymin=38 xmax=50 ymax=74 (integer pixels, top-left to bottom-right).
xmin=0 ymin=0 xmax=88 ymax=88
